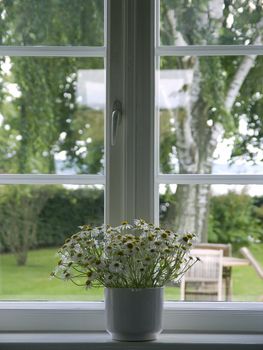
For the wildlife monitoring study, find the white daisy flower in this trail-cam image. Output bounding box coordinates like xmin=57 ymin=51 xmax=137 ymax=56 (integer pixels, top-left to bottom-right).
xmin=104 ymin=274 xmax=116 ymax=285
xmin=85 ymin=279 xmax=92 ymax=289
xmin=90 ymin=228 xmax=102 ymax=237
xmin=116 ymin=221 xmax=133 ymax=231
xmin=93 ymin=258 xmax=105 ymax=270
xmin=143 ymin=256 xmax=153 ymax=266
xmin=53 ymin=219 xmax=197 ymax=290
xmin=109 ymin=261 xmax=123 ymax=273
xmin=85 ymin=270 xmax=96 ymax=281
xmin=62 ymin=271 xmax=72 ymax=280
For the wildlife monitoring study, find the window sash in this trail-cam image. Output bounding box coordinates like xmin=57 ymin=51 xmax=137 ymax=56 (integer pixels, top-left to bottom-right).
xmin=154 ymin=1 xmax=263 ymax=227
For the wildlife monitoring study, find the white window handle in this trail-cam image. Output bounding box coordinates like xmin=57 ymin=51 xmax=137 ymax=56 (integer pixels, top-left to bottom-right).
xmin=111 ymin=100 xmax=122 ymax=146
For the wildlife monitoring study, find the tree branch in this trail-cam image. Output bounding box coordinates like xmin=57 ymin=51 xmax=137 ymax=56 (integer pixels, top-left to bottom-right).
xmin=225 ymin=35 xmax=262 ymax=112
xmin=166 ymin=9 xmax=187 ymax=46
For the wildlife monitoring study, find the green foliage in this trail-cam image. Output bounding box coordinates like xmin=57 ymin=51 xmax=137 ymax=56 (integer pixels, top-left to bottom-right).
xmin=0 ymin=186 xmax=104 ymax=256
xmin=231 ymin=57 xmax=263 ymax=163
xmin=160 ymin=189 xmax=263 ymax=244
xmin=159 ymin=186 xmax=176 ymax=227
xmin=0 ymin=1 xmax=104 ymax=174
xmin=0 ymin=185 xmax=50 ymax=265
xmin=62 ymin=107 xmax=104 ymax=174
xmin=221 ymin=0 xmax=263 ymax=45
xmin=252 ymin=196 xmax=263 ymax=242
xmin=199 ymin=56 xmax=234 ymax=134
xmin=208 ymin=191 xmax=262 ymax=244
xmin=159 ymin=1 xmax=263 ymax=169
xmin=37 ymin=186 xmax=104 ymax=247
xmin=161 ymin=0 xmax=212 ymax=45
xmin=2 ymin=0 xmax=104 ymax=46
xmin=0 ymin=56 xmax=104 ymax=174
xmin=161 ymin=0 xmax=263 ymax=46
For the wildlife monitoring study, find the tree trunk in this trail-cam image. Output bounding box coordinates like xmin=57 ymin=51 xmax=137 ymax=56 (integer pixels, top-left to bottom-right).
xmin=171 ymin=57 xmax=212 ymax=241
xmin=164 ymin=0 xmax=260 ymax=242
xmin=16 ymin=250 xmax=27 ymax=266
xmin=18 ymin=101 xmax=29 ymax=173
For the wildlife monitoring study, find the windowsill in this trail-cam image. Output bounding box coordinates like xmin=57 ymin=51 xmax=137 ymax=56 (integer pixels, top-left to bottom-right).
xmin=1 ymin=302 xmax=263 ymax=334
xmin=0 ymin=332 xmax=262 ymax=347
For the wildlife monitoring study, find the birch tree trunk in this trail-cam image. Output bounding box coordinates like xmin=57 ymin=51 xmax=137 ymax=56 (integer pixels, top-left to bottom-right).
xmin=167 ymin=0 xmax=260 ymax=241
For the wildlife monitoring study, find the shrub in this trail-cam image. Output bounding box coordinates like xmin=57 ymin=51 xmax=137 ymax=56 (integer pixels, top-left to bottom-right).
xmin=36 ymin=186 xmax=104 ymax=247
xmin=0 ymin=186 xmax=104 ymax=259
xmin=0 ymin=186 xmax=50 ymax=265
xmin=208 ymin=191 xmax=261 ymax=244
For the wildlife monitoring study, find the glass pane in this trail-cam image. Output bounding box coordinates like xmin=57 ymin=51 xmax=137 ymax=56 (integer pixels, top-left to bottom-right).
xmin=159 ymin=184 xmax=263 ymax=302
xmin=0 ymin=57 xmax=105 ymax=174
xmin=160 ymin=0 xmax=263 ymax=46
xmin=158 ymin=55 xmax=263 ymax=174
xmin=0 ymin=0 xmax=104 ymax=46
xmin=0 ymin=184 xmax=104 ymax=300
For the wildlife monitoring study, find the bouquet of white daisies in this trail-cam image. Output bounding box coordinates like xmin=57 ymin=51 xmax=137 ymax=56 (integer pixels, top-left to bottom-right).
xmin=51 ymin=219 xmax=199 ymax=289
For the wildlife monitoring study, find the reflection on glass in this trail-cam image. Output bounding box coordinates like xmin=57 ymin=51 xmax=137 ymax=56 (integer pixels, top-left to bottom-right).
xmin=158 ymin=56 xmax=263 ymax=174
xmin=159 ymin=184 xmax=263 ymax=301
xmin=160 ymin=0 xmax=263 ymax=46
xmin=0 ymin=57 xmax=105 ymax=174
xmin=0 ymin=184 xmax=104 ymax=300
xmin=0 ymin=0 xmax=104 ymax=46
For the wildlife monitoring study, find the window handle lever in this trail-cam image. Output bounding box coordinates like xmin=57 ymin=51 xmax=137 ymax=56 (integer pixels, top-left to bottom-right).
xmin=111 ymin=100 xmax=122 ymax=146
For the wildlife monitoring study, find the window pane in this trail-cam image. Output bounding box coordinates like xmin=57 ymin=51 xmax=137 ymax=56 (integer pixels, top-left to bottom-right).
xmin=158 ymin=55 xmax=263 ymax=174
xmin=0 ymin=57 xmax=105 ymax=174
xmin=0 ymin=0 xmax=104 ymax=46
xmin=160 ymin=0 xmax=263 ymax=46
xmin=0 ymin=184 xmax=104 ymax=300
xmin=159 ymin=184 xmax=263 ymax=302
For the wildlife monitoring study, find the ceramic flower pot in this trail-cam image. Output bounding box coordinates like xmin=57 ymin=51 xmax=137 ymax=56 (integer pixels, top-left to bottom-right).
xmin=105 ymin=287 xmax=164 ymax=341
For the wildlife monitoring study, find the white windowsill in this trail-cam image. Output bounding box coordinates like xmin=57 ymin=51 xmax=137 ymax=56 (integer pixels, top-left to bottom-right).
xmin=0 ymin=332 xmax=262 ymax=347
xmin=0 ymin=302 xmax=262 ymax=334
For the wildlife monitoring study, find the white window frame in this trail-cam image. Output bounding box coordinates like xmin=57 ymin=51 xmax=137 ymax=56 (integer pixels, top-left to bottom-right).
xmin=0 ymin=0 xmax=262 ymax=335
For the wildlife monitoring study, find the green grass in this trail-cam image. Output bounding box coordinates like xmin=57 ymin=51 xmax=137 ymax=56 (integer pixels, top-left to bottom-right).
xmin=0 ymin=248 xmax=104 ymax=301
xmin=232 ymin=244 xmax=263 ymax=301
xmin=0 ymin=245 xmax=262 ymax=301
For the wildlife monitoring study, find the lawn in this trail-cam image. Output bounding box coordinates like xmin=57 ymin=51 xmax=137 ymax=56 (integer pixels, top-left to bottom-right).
xmin=0 ymin=245 xmax=262 ymax=301
xmin=231 ymin=243 xmax=263 ymax=301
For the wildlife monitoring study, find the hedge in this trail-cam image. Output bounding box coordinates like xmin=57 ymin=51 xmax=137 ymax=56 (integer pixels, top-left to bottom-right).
xmin=0 ymin=186 xmax=104 ymax=252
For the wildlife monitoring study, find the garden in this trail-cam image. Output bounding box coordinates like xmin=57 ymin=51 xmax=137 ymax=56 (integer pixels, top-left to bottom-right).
xmin=0 ymin=186 xmax=262 ymax=301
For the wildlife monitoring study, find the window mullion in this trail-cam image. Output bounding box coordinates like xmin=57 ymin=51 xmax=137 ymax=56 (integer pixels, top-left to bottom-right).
xmin=106 ymin=0 xmax=126 ymax=225
xmin=125 ymin=0 xmax=155 ymax=222
xmin=106 ymin=0 xmax=155 ymax=225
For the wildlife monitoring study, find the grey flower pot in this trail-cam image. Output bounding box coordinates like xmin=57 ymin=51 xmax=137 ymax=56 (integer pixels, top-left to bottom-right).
xmin=105 ymin=287 xmax=164 ymax=341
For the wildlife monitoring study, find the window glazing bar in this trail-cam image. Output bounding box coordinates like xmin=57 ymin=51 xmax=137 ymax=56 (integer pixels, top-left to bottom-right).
xmin=0 ymin=46 xmax=106 ymax=57
xmin=156 ymin=45 xmax=263 ymax=56
xmin=157 ymin=174 xmax=263 ymax=184
xmin=0 ymin=174 xmax=105 ymax=185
